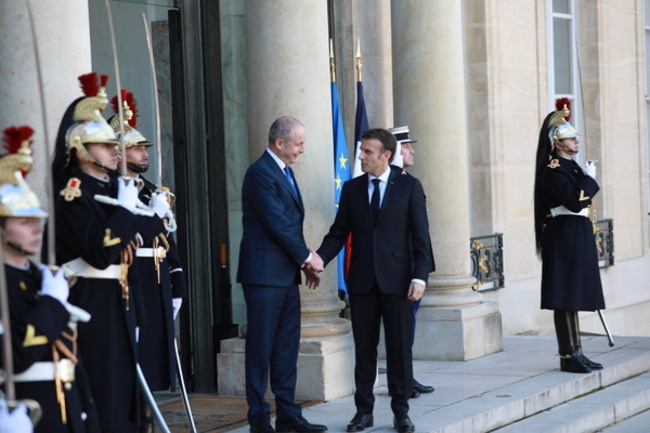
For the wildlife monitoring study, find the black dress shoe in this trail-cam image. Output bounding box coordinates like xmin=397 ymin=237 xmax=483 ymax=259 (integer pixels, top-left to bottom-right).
xmin=578 ymin=354 xmax=603 ymax=370
xmin=413 ymin=379 xmax=434 ymax=394
xmin=251 ymin=419 xmax=275 ymax=433
xmin=560 ymin=354 xmax=592 ymax=373
xmin=408 ymin=389 xmax=421 ymax=399
xmin=346 ymin=413 xmax=373 ymax=432
xmin=276 ymin=415 xmax=327 ymax=433
xmin=393 ymin=415 xmax=415 ymax=433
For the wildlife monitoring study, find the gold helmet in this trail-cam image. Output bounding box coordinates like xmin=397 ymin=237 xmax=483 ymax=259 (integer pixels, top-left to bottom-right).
xmin=0 ymin=126 xmax=47 ymax=218
xmin=65 ymin=73 xmax=119 ymax=165
xmin=109 ymin=89 xmax=152 ymax=149
xmin=548 ymin=97 xmax=578 ymax=144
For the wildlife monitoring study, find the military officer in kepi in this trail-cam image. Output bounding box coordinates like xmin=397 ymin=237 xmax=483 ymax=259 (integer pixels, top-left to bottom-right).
xmin=51 ymin=73 xmax=146 ymax=432
xmin=534 ymin=98 xmax=606 ymax=373
xmin=109 ymin=90 xmax=187 ymax=431
xmin=0 ymin=125 xmax=99 ymax=432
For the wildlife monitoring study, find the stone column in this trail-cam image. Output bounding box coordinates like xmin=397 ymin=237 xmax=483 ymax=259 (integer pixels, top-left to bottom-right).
xmin=391 ymin=0 xmax=502 ymax=360
xmin=0 ymin=0 xmax=91 ymax=210
xmin=217 ymin=0 xmax=353 ymax=401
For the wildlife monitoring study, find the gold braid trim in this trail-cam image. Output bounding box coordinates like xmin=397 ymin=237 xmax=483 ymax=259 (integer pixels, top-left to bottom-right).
xmin=52 ymin=346 xmax=67 ymax=424
xmin=119 ymin=240 xmax=138 ymax=310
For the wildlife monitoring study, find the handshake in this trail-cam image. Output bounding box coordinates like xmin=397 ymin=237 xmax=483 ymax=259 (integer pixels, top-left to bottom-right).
xmin=301 ymin=248 xmax=325 ymax=290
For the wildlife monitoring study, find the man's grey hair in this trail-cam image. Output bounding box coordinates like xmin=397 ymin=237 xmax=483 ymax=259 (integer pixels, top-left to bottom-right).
xmin=268 ymin=116 xmax=303 ymax=144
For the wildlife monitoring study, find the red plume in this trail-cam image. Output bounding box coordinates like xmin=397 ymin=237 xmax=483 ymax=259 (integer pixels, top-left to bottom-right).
xmin=110 ymin=89 xmax=139 ymax=128
xmin=78 ymin=73 xmax=99 ymax=97
xmin=2 ymin=126 xmax=34 ymax=176
xmin=2 ymin=126 xmax=34 ymax=154
xmin=555 ymin=97 xmax=571 ymax=121
xmin=100 ymin=74 xmax=109 ymax=88
xmin=124 ymin=91 xmax=139 ymax=128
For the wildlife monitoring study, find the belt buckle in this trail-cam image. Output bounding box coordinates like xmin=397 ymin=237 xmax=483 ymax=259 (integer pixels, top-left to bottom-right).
xmin=58 ymin=359 xmax=76 ymax=383
xmin=154 ymin=247 xmax=166 ymax=260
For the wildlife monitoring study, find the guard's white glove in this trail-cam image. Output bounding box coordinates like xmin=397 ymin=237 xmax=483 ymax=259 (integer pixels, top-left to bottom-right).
xmin=149 ymin=192 xmax=171 ymax=219
xmin=117 ymin=178 xmax=139 ymax=214
xmin=0 ymin=400 xmax=33 ymax=433
xmin=583 ymin=160 xmax=597 ymax=179
xmin=172 ymin=298 xmax=183 ymax=320
xmin=40 ymin=265 xmax=69 ymax=305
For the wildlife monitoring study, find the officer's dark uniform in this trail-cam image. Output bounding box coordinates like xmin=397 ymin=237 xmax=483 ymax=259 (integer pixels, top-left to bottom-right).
xmin=539 ymin=157 xmax=604 ymax=311
xmin=132 ymin=177 xmax=186 ymax=393
xmin=7 ymin=263 xmax=100 ymax=433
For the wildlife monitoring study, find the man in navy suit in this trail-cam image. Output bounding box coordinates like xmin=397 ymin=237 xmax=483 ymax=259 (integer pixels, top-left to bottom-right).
xmin=237 ymin=116 xmax=327 ymax=433
xmin=317 ymin=128 xmax=432 ymax=433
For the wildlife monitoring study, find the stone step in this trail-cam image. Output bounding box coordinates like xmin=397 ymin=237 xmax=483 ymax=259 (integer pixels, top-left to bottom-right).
xmin=493 ymin=372 xmax=650 ymax=433
xmin=407 ymin=342 xmax=650 ymax=433
xmin=596 ymin=407 xmax=650 ymax=432
xmin=223 ymin=336 xmax=650 ymax=433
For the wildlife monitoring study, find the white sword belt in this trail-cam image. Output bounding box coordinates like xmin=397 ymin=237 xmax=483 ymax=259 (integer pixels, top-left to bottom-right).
xmin=549 ymin=205 xmax=589 ymax=218
xmin=14 ymin=360 xmax=75 ymax=383
xmin=135 ymin=247 xmax=167 ymax=259
xmin=62 ymin=258 xmax=120 ymax=279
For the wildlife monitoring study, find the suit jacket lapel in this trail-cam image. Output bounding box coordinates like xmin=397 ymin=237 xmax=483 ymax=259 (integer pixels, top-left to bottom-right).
xmin=262 ymin=152 xmax=304 ymax=214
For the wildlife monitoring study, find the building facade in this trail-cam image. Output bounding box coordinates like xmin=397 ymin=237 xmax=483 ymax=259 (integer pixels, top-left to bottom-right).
xmin=1 ymin=0 xmax=648 ymax=395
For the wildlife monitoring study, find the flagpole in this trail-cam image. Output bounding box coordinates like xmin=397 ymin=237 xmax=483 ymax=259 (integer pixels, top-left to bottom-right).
xmin=355 ymin=39 xmax=363 ymax=82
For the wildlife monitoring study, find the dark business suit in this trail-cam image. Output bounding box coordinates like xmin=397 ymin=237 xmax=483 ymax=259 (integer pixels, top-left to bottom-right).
xmin=237 ymin=150 xmax=309 ymax=425
xmin=317 ymin=165 xmax=432 ymax=417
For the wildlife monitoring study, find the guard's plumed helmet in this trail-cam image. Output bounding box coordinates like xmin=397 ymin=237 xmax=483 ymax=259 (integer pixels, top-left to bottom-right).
xmin=0 ymin=126 xmax=47 ymax=218
xmin=548 ymin=97 xmax=578 ymax=145
xmin=109 ymin=89 xmax=152 ymax=149
xmin=65 ymin=73 xmax=119 ymax=164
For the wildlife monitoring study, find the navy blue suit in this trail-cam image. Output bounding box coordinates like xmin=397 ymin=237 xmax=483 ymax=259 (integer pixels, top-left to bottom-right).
xmin=237 ymin=150 xmax=309 ymax=425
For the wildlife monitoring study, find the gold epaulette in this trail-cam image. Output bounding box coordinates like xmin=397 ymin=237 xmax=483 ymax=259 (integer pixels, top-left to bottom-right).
xmin=60 ymin=177 xmax=82 ymax=202
xmin=547 ymin=159 xmax=560 ymax=169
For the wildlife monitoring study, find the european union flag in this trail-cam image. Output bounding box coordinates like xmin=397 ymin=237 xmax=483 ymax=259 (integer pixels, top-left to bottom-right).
xmin=331 ymin=80 xmax=350 ymax=295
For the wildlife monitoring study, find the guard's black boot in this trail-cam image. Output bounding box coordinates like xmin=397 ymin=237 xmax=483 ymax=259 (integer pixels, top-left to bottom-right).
xmin=569 ymin=311 xmax=604 ymax=370
xmin=555 ymin=310 xmax=591 ymax=373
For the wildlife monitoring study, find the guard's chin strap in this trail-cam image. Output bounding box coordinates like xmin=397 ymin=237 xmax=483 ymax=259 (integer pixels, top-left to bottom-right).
xmin=1 ymin=230 xmax=32 ymax=257
xmin=127 ymin=161 xmax=147 ymax=174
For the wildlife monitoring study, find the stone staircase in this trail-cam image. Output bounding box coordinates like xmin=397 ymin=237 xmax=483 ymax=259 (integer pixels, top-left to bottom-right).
xmin=225 ymin=336 xmax=650 ymax=433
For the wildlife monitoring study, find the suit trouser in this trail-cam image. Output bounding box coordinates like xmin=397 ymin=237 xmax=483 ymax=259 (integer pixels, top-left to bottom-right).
xmin=243 ymin=284 xmax=302 ymax=425
xmin=349 ymin=283 xmax=413 ymax=417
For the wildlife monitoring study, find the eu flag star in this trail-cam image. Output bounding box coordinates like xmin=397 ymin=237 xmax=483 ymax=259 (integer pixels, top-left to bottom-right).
xmin=339 ymin=154 xmax=348 ymax=169
xmin=334 ymin=176 xmax=342 ymax=189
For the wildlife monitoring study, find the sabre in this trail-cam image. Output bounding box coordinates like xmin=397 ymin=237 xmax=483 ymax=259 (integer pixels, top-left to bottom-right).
xmin=597 ymin=310 xmax=615 ymax=347
xmin=174 ymin=338 xmax=198 ymax=433
xmin=141 ymin=13 xmax=163 ymax=189
xmin=136 ymin=363 xmax=172 ymax=433
xmin=141 ymin=13 xmax=177 ymax=232
xmin=103 ymin=0 xmax=128 ymax=177
xmin=25 ymin=0 xmax=55 ymax=267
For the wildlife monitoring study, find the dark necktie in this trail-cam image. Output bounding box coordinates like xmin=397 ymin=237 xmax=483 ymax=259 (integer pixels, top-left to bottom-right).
xmin=371 ymin=178 xmax=380 ymax=222
xmin=284 ymin=166 xmax=297 ymax=195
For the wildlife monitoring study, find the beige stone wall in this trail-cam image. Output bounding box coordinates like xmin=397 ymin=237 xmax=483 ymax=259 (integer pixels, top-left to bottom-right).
xmin=469 ymin=0 xmax=650 ymax=336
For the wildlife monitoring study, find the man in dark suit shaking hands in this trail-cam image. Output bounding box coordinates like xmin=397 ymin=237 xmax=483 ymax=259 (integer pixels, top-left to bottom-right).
xmin=317 ymin=128 xmax=432 ymax=433
xmin=237 ymin=116 xmax=327 ymax=433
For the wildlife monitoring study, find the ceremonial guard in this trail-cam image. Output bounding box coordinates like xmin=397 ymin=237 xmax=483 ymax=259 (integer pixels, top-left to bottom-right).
xmin=1 ymin=125 xmax=99 ymax=432
xmin=534 ymin=98 xmax=606 ymax=373
xmin=109 ymin=91 xmax=187 ymax=429
xmin=51 ymin=73 xmax=145 ymax=432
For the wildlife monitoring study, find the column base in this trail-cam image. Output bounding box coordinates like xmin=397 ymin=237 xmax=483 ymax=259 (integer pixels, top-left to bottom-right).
xmin=414 ymin=301 xmax=502 ymax=360
xmin=217 ymin=332 xmax=354 ymax=401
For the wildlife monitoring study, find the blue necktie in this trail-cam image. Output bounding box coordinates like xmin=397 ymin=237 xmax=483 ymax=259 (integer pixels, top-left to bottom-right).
xmin=371 ymin=178 xmax=380 ymax=222
xmin=284 ymin=166 xmax=297 ymax=195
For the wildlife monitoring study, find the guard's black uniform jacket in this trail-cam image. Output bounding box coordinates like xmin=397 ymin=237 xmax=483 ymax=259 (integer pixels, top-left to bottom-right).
xmin=5 ymin=262 xmax=99 ymax=433
xmin=133 ymin=176 xmax=187 ymax=391
xmin=540 ymin=156 xmax=605 ymax=311
xmin=54 ymin=169 xmax=144 ymax=432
